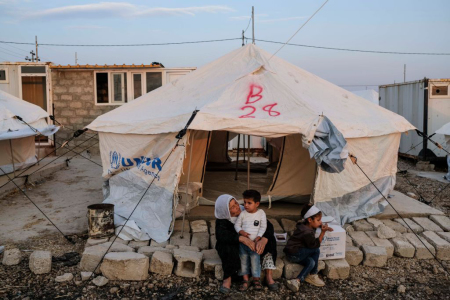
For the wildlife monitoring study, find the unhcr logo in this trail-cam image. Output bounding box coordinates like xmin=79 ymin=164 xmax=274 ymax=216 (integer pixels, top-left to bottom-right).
xmin=108 ymin=151 xmax=162 ymax=180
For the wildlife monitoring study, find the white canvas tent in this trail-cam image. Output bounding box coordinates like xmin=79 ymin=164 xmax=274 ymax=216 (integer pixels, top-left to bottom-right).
xmin=0 ymin=90 xmax=59 ymax=174
xmin=436 ymin=122 xmax=450 ymax=180
xmin=87 ymin=44 xmax=414 ymax=242
xmin=351 ymin=89 xmax=379 ymax=105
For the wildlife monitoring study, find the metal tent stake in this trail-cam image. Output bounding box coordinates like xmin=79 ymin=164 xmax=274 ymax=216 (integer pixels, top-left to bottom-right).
xmin=180 ymin=132 xmax=194 ymax=239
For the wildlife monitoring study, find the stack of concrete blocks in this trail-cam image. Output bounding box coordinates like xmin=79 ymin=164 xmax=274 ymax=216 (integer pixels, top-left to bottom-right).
xmin=190 ymin=220 xmax=209 ymax=250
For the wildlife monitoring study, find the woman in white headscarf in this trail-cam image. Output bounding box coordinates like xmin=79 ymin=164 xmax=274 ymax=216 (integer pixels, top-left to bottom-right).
xmin=215 ymin=194 xmax=278 ymax=294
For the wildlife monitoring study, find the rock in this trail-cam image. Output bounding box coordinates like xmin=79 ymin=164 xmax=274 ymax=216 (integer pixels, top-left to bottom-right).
xmin=394 ymin=218 xmax=424 ymax=234
xmin=429 ymin=215 xmax=450 ymax=232
xmin=397 ymin=285 xmax=406 ymax=293
xmin=80 ymin=246 xmax=109 ymax=274
xmin=29 ymin=251 xmax=52 ymax=274
xmin=343 ymin=224 xmax=354 ymax=233
xmin=137 ymin=246 xmax=170 ymax=258
xmin=283 ymin=258 xmax=303 ymax=279
xmin=209 ymin=220 xmax=216 ymax=235
xmin=191 ymin=233 xmax=209 ymax=250
xmin=210 ymin=235 xmax=217 ymax=249
xmin=345 ymin=245 xmax=363 ymax=266
xmin=108 ymin=236 xmax=130 ymax=245
xmin=281 ymin=219 xmax=297 ymax=232
xmin=215 ymin=264 xmax=223 ymax=280
xmin=366 ymin=218 xmax=384 ymax=229
xmin=110 ymin=287 xmax=119 ymax=293
xmin=128 ymin=240 xmax=149 ymax=249
xmin=403 ymin=233 xmax=435 ymax=259
xmin=202 ymin=249 xmax=221 ymax=272
xmin=377 ymin=224 xmax=397 ymax=239
xmin=318 ymin=260 xmax=325 ymax=271
xmin=86 ymin=237 xmax=109 ymax=247
xmin=436 ymin=232 xmax=450 ymax=243
xmin=55 ymin=273 xmax=74 ymax=283
xmin=421 ymin=231 xmax=450 ymax=260
xmin=81 ymin=272 xmax=93 ymax=281
xmin=149 ymin=251 xmax=174 ymax=275
xmin=173 ymin=220 xmax=190 ymax=233
xmin=190 ymin=220 xmax=208 ymax=233
xmin=268 ymin=219 xmax=284 ymax=233
xmin=2 ymin=248 xmax=22 ymax=266
xmin=271 ymin=257 xmax=285 ymax=280
xmin=366 ymin=231 xmax=394 ymax=257
xmin=348 ymin=231 xmax=375 ymax=248
xmin=179 ymin=246 xmax=200 ymax=252
xmin=412 ymin=217 xmax=443 ymax=232
xmin=100 ymin=252 xmax=149 ymax=281
xmin=170 ymin=232 xmax=191 ymax=247
xmin=173 ymin=249 xmax=203 ymax=278
xmin=391 ymin=237 xmax=415 ymax=258
xmin=406 ymin=192 xmax=416 ymax=198
xmin=381 ymin=219 xmax=407 ymax=233
xmin=150 ymin=240 xmax=169 ymax=247
xmin=323 ymin=259 xmax=350 ymax=280
xmin=353 ymin=219 xmax=374 ymax=231
xmin=92 ymin=276 xmax=109 ymax=287
xmin=277 ymin=245 xmax=286 ymax=259
xmin=361 ymin=245 xmax=387 ymax=267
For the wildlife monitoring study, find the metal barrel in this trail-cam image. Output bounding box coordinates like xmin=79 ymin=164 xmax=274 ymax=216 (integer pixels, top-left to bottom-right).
xmin=87 ymin=204 xmax=115 ymax=239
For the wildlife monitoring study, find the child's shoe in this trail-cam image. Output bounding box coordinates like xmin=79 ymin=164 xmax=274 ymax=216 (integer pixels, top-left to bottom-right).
xmin=305 ymin=274 xmax=325 ymax=287
xmin=286 ymin=279 xmax=300 ymax=292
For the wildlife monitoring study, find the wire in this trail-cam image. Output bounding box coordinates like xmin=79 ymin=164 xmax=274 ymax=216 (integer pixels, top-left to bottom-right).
xmin=269 ymin=0 xmax=330 ymax=60
xmin=0 ymin=48 xmax=25 ymax=59
xmin=0 ymin=38 xmax=241 ymax=47
xmin=244 ymin=15 xmax=252 ymax=33
xmin=257 ymin=38 xmax=450 ymax=56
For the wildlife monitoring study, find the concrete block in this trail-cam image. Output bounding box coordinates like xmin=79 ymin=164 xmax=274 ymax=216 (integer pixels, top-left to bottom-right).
xmin=170 ymin=232 xmax=191 ymax=247
xmin=150 ymin=240 xmax=169 ymax=247
xmin=165 ymin=245 xmax=178 ymax=251
xmin=348 ymin=231 xmax=375 ymax=248
xmin=403 ymin=233 xmax=435 ymax=259
xmin=436 ymin=232 xmax=450 ymax=243
xmin=429 ymin=215 xmax=450 ymax=232
xmin=128 ymin=240 xmax=149 ymax=249
xmin=394 ymin=218 xmax=423 ymax=234
xmin=343 ymin=224 xmax=354 ymax=233
xmin=421 ymin=231 xmax=450 ymax=260
xmin=2 ymin=248 xmax=22 ymax=266
xmin=29 ymin=251 xmax=52 ymax=274
xmin=173 ymin=249 xmax=203 ymax=278
xmin=108 ymin=237 xmax=129 ymax=245
xmin=209 ymin=220 xmax=216 ymax=235
xmin=412 ymin=217 xmax=442 ymax=232
xmin=273 ymin=257 xmax=285 ymax=280
xmin=202 ymin=249 xmax=221 ymax=272
xmin=149 ymin=251 xmax=174 ymax=275
xmin=191 ymin=233 xmax=209 ymax=250
xmin=361 ymin=245 xmax=387 ymax=267
xmin=97 ymin=242 xmax=134 ymax=252
xmin=366 ymin=218 xmax=384 ymax=229
xmin=283 ymin=258 xmax=303 ymax=279
xmin=323 ymin=259 xmax=350 ymax=280
xmin=381 ymin=219 xmax=407 ymax=233
xmin=210 ymin=235 xmax=217 ymax=249
xmin=173 ymin=220 xmax=190 ymax=233
xmin=215 ymin=265 xmax=223 ymax=280
xmin=86 ymin=237 xmax=109 ymax=247
xmin=377 ymin=224 xmax=397 ymax=239
xmin=268 ymin=218 xmax=284 ymax=233
xmin=80 ymin=243 xmax=133 ymax=274
xmin=179 ymin=246 xmax=200 ymax=252
xmin=190 ymin=220 xmax=208 ymax=233
xmin=281 ymin=219 xmax=297 ymax=232
xmin=100 ymin=252 xmax=149 ymax=281
xmin=391 ymin=237 xmax=415 ymax=258
xmin=137 ymin=246 xmax=170 ymax=258
xmin=345 ymin=245 xmax=363 ymax=266
xmin=55 ymin=273 xmax=73 ymax=283
xmin=353 ymin=219 xmax=374 ymax=231
xmin=277 ymin=245 xmax=286 ymax=259
xmin=366 ymin=231 xmax=394 ymax=257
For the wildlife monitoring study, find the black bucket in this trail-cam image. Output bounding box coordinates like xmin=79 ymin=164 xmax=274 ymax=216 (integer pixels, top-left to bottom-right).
xmin=87 ymin=204 xmax=115 ymax=239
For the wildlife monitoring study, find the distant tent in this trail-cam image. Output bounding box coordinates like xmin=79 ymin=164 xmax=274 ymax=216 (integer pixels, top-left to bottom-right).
xmin=351 ymin=89 xmax=379 ymax=105
xmin=87 ymin=44 xmax=414 ymax=242
xmin=436 ymin=122 xmax=450 ymax=151
xmin=0 ymin=90 xmax=59 ymax=174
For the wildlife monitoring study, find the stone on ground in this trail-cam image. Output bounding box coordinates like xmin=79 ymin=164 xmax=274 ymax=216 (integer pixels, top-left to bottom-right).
xmin=215 ymin=264 xmax=223 ymax=280
xmin=191 ymin=233 xmax=209 ymax=250
xmin=323 ymin=259 xmax=350 ymax=280
xmin=366 ymin=231 xmax=394 ymax=257
xmin=179 ymin=246 xmax=200 ymax=252
xmin=201 ymin=249 xmax=221 ymax=272
xmin=209 ymin=220 xmax=216 ymax=235
xmin=353 ymin=219 xmax=374 ymax=231
xmin=100 ymin=252 xmax=149 ymax=281
xmin=391 ymin=237 xmax=415 ymax=258
xmin=281 ymin=219 xmax=297 ymax=232
xmin=29 ymin=251 xmax=52 ymax=274
xmin=361 ymin=245 xmax=387 ymax=267
xmin=128 ymin=240 xmax=149 ymax=249
xmin=318 ymin=260 xmax=325 ymax=271
xmin=149 ymin=251 xmax=174 ymax=275
xmin=55 ymin=273 xmax=73 ymax=283
xmin=345 ymin=245 xmax=363 ymax=266
xmin=190 ymin=220 xmax=208 ymax=233
xmin=381 ymin=220 xmax=407 ymax=233
xmin=210 ymin=235 xmax=217 ymax=249
xmin=173 ymin=220 xmax=190 ymax=233
xmin=394 ymin=218 xmax=424 ymax=234
xmin=86 ymin=237 xmax=109 ymax=247
xmin=421 ymin=231 xmax=450 ymax=260
xmin=169 ymin=232 xmax=191 ymax=247
xmin=283 ymin=258 xmax=303 ymax=279
xmin=137 ymin=246 xmax=170 ymax=258
xmin=2 ymin=248 xmax=22 ymax=266
xmin=150 ymin=239 xmax=169 ymax=247
xmin=92 ymin=276 xmax=109 ymax=287
xmin=80 ymin=243 xmax=133 ymax=273
xmin=108 ymin=237 xmax=129 ymax=245
xmin=173 ymin=249 xmax=203 ymax=278
xmin=403 ymin=233 xmax=435 ymax=259
xmin=377 ymin=224 xmax=397 ymax=239
xmin=81 ymin=272 xmax=93 ymax=281
xmin=411 ymin=217 xmax=442 ymax=232
xmin=366 ymin=218 xmax=384 ymax=229
xmin=429 ymin=215 xmax=450 ymax=232
xmin=436 ymin=232 xmax=450 ymax=243
xmin=348 ymin=231 xmax=375 ymax=248
xmin=95 ymin=242 xmax=134 ymax=253
xmin=269 ymin=219 xmax=284 ymax=233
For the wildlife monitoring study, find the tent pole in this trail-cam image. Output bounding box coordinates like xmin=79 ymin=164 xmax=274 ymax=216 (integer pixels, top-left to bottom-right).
xmin=37 ymin=135 xmax=41 ymax=165
xmin=235 ymin=134 xmax=240 ymax=180
xmin=243 ymin=135 xmax=246 ymax=163
xmin=247 ymin=135 xmax=250 ymax=189
xmin=9 ymin=139 xmax=16 ymax=177
xmin=180 ymin=131 xmax=194 ymax=239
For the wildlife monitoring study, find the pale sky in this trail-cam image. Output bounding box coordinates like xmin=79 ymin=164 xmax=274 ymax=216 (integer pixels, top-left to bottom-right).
xmin=1 ymin=0 xmax=449 ymax=90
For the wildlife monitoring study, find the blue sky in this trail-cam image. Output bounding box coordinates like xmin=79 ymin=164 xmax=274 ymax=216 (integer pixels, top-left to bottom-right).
xmin=1 ymin=0 xmax=449 ymax=90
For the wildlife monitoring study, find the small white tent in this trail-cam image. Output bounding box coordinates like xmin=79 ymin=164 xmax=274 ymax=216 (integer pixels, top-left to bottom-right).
xmin=0 ymin=90 xmax=59 ymax=174
xmin=436 ymin=122 xmax=450 ymax=180
xmin=87 ymin=44 xmax=414 ymax=242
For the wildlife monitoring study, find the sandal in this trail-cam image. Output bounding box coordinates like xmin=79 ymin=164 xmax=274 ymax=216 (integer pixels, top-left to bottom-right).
xmin=253 ymin=279 xmax=262 ymax=290
xmin=239 ymin=280 xmax=249 ymax=291
xmin=219 ymin=286 xmax=231 ymax=294
xmin=267 ymin=282 xmax=279 ymax=291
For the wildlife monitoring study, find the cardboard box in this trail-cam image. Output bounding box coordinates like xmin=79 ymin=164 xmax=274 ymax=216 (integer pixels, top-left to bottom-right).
xmin=315 ymin=224 xmax=346 ymax=260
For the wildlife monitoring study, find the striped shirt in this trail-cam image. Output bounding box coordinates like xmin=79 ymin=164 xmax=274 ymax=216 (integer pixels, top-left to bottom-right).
xmin=234 ymin=209 xmax=267 ymax=241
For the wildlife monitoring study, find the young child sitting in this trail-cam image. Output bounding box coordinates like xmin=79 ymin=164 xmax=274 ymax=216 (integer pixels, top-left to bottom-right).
xmin=284 ymin=204 xmax=333 ymax=291
xmin=234 ymin=190 xmax=267 ymax=291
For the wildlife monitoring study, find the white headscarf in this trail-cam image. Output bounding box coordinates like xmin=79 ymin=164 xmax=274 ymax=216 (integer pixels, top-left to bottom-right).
xmin=215 ymin=194 xmax=242 ymax=224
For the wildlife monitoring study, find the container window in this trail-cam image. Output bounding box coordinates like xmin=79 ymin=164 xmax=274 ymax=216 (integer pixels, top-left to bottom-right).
xmin=431 ymin=85 xmax=448 ymax=96
xmin=96 ymin=73 xmax=109 ymax=104
xmin=0 ymin=69 xmax=7 ymax=81
xmin=21 ymin=66 xmax=46 ymax=73
xmin=146 ymin=72 xmax=162 ymax=93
